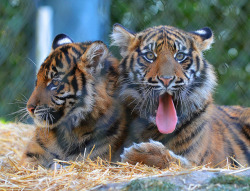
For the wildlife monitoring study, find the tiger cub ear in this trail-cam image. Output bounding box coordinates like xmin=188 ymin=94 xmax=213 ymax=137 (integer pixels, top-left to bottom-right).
xmin=190 ymin=27 xmax=214 ymax=51
xmin=111 ymin=23 xmax=136 ymax=57
xmin=52 ymin=34 xmax=73 ymax=50
xmin=79 ymin=41 xmax=109 ymax=74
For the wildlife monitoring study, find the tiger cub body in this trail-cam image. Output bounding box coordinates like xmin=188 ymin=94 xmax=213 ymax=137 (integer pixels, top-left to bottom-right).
xmin=21 ymin=34 xmax=127 ymax=168
xmin=111 ymin=24 xmax=250 ymax=168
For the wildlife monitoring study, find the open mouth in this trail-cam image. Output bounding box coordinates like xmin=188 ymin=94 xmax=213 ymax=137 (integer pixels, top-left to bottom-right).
xmin=155 ymin=93 xmax=177 ymax=134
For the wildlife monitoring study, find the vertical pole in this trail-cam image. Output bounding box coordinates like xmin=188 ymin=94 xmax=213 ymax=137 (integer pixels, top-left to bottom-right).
xmin=36 ymin=6 xmax=53 ymax=70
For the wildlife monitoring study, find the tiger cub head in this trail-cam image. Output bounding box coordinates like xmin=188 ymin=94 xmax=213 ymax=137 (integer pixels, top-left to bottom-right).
xmin=27 ymin=34 xmax=116 ymax=128
xmin=111 ymin=24 xmax=217 ymax=134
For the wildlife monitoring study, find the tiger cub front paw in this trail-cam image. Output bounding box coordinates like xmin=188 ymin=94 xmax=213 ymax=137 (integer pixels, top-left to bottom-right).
xmin=121 ymin=140 xmax=190 ymax=169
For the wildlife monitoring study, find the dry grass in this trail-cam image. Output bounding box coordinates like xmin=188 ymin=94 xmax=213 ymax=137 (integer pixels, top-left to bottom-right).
xmin=0 ymin=122 xmax=248 ymax=190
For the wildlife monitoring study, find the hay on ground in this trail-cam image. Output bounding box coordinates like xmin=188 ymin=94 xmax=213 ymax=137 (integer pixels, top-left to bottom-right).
xmin=0 ymin=122 xmax=247 ymax=190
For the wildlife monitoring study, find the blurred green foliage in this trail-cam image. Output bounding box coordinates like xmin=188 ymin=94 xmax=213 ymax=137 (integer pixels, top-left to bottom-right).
xmin=0 ymin=0 xmax=35 ymax=121
xmin=110 ymin=0 xmax=250 ymax=106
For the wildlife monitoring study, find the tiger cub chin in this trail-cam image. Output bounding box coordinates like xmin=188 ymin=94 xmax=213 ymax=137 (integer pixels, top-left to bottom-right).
xmin=111 ymin=24 xmax=250 ymax=168
xmin=20 ymin=34 xmax=127 ymax=168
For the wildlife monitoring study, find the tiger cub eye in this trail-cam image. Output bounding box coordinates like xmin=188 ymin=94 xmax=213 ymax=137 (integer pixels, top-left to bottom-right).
xmin=145 ymin=52 xmax=155 ymax=60
xmin=175 ymin=52 xmax=186 ymax=62
xmin=52 ymin=79 xmax=59 ymax=86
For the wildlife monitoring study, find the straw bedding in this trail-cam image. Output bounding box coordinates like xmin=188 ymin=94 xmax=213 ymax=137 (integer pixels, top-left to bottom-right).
xmin=0 ymin=122 xmax=248 ymax=190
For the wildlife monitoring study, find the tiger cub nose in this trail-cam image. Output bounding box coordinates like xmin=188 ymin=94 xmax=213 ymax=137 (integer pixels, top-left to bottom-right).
xmin=158 ymin=76 xmax=174 ymax=86
xmin=27 ymin=105 xmax=36 ymax=114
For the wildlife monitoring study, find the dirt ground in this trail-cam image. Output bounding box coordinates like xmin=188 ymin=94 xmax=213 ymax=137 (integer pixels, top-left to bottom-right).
xmin=0 ymin=122 xmax=249 ymax=190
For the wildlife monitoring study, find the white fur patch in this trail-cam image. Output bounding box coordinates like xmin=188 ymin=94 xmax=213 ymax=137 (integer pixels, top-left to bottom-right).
xmin=76 ymin=90 xmax=82 ymax=97
xmin=58 ymin=92 xmax=72 ymax=98
xmin=169 ymin=150 xmax=190 ymax=166
xmin=149 ymin=139 xmax=165 ymax=147
xmin=54 ymin=99 xmax=65 ymax=105
xmin=120 ymin=144 xmax=135 ymax=161
xmin=195 ymin=29 xmax=207 ymax=35
xmin=57 ymin=38 xmax=72 ymax=45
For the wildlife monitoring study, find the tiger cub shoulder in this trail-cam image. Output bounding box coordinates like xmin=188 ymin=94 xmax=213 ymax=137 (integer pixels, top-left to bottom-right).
xmin=21 ymin=34 xmax=127 ymax=168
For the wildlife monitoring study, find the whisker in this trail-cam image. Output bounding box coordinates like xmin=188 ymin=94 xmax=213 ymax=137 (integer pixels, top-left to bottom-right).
xmin=27 ymin=57 xmax=37 ymax=66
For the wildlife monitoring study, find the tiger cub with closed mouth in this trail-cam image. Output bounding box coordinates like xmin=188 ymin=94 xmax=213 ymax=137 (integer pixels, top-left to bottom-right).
xmin=20 ymin=34 xmax=127 ymax=168
xmin=111 ymin=24 xmax=250 ymax=168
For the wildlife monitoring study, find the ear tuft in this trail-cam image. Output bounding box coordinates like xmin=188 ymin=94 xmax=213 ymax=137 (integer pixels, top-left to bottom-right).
xmin=79 ymin=41 xmax=109 ymax=74
xmin=52 ymin=34 xmax=73 ymax=50
xmin=191 ymin=27 xmax=214 ymax=51
xmin=110 ymin=23 xmax=135 ymax=57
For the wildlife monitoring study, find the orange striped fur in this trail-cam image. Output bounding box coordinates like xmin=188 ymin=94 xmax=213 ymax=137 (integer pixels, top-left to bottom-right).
xmin=111 ymin=24 xmax=250 ymax=168
xmin=21 ymin=34 xmax=127 ymax=168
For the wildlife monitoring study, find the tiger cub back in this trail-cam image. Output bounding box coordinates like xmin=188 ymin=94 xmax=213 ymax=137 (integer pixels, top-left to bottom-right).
xmin=111 ymin=24 xmax=250 ymax=168
xmin=21 ymin=34 xmax=127 ymax=168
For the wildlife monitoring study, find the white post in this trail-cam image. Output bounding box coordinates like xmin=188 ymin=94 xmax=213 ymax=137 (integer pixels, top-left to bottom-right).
xmin=36 ymin=6 xmax=53 ymax=70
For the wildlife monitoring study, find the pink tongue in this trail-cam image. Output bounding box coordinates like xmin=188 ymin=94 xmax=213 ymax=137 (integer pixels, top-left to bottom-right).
xmin=156 ymin=94 xmax=177 ymax=134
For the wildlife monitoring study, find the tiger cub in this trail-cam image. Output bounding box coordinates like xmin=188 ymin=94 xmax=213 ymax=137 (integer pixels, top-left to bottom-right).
xmin=111 ymin=24 xmax=250 ymax=168
xmin=20 ymin=34 xmax=127 ymax=168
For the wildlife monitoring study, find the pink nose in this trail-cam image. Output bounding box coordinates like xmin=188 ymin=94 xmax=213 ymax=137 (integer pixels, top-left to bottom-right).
xmin=27 ymin=105 xmax=35 ymax=114
xmin=159 ymin=76 xmax=173 ymax=86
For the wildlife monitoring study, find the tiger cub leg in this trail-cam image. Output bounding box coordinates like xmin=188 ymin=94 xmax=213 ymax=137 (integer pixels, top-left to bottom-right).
xmin=19 ymin=128 xmax=62 ymax=169
xmin=121 ymin=140 xmax=191 ymax=169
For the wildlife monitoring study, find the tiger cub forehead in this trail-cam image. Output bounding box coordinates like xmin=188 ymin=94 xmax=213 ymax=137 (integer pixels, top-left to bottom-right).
xmin=136 ymin=25 xmax=193 ymax=53
xmin=37 ymin=42 xmax=90 ymax=80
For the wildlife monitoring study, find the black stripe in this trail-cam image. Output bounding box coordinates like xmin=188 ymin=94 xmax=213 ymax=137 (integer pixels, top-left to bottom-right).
xmin=71 ymin=47 xmax=81 ymax=56
xmin=52 ymin=66 xmax=58 ymax=73
xmin=227 ymin=125 xmax=250 ymax=164
xmin=166 ymin=30 xmax=183 ymax=42
xmin=56 ymin=84 xmax=65 ymax=93
xmin=156 ymin=34 xmax=164 ymax=41
xmin=64 ymin=53 xmax=71 ymax=66
xmin=79 ymin=44 xmax=87 ymax=52
xmin=63 ymin=68 xmax=76 ymax=83
xmin=218 ymin=111 xmax=250 ymax=165
xmin=242 ymin=125 xmax=250 ymax=140
xmin=81 ymin=73 xmax=87 ymax=97
xmin=146 ymin=33 xmax=157 ymax=42
xmin=217 ymin=106 xmax=238 ymax=120
xmin=71 ymin=76 xmax=78 ymax=92
xmin=196 ymin=56 xmax=200 ymax=71
xmin=56 ymin=55 xmax=64 ymax=68
xmin=199 ymin=149 xmax=210 ymax=164
xmin=129 ymin=56 xmax=134 ymax=72
xmin=174 ymin=121 xmax=206 ymax=146
xmin=187 ymin=60 xmax=207 ymax=90
xmin=167 ymin=28 xmax=187 ymax=42
xmin=26 ymin=152 xmax=40 ymax=158
xmin=51 ymin=97 xmax=63 ymax=105
xmin=141 ymin=31 xmax=154 ymax=41
xmin=225 ymin=138 xmax=239 ymax=167
xmin=55 ymin=95 xmax=76 ymax=100
xmin=36 ymin=136 xmax=60 ymax=159
xmin=137 ymin=57 xmax=146 ymax=67
xmin=184 ymin=62 xmax=192 ymax=70
xmin=175 ymin=132 xmax=203 ymax=155
xmin=120 ymin=57 xmax=128 ymax=71
xmin=52 ymin=127 xmax=69 ymax=153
